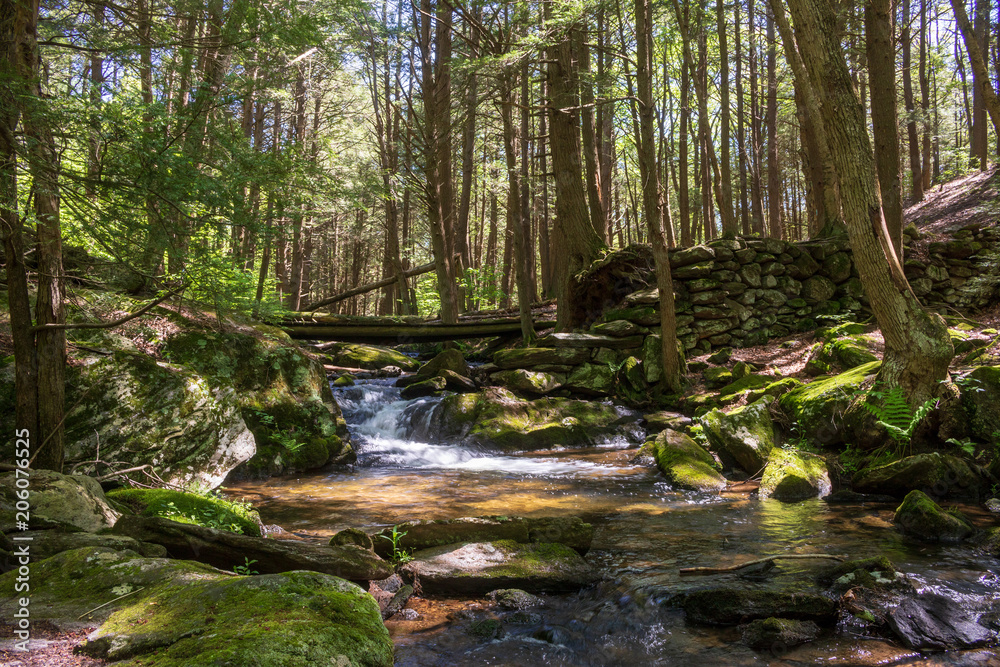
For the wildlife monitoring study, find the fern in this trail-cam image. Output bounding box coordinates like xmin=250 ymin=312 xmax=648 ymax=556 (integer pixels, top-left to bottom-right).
xmin=861 ymin=384 xmax=936 ymax=445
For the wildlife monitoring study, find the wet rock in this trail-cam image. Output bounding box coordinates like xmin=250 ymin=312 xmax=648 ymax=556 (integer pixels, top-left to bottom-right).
xmin=112 ymin=515 xmax=393 ymax=580
xmin=332 ymin=374 xmax=355 ymax=386
xmin=400 ymin=541 xmax=598 ymax=595
xmin=822 ymin=489 xmax=896 ymax=503
xmin=415 ymin=348 xmax=470 ymax=380
xmin=488 ymin=588 xmax=545 ymax=610
xmin=0 ymin=470 xmax=119 ymax=533
xmin=467 ymin=618 xmax=504 ymax=639
xmin=649 ymin=428 xmax=727 ymax=493
xmin=438 ymin=369 xmax=477 ymax=392
xmin=976 ymin=527 xmax=1000 ymax=556
xmin=400 ymin=375 xmax=447 ymax=399
xmin=490 ymin=369 xmax=565 ymax=395
xmin=381 ymin=584 xmax=414 ymax=620
xmin=370 ymin=516 xmax=593 ymax=558
xmin=852 ymin=453 xmax=986 ymax=500
xmin=760 ymin=449 xmax=831 ymax=502
xmin=324 ymin=342 xmax=420 ymax=371
xmin=681 ymin=587 xmax=837 ymax=626
xmin=13 ymin=530 xmax=167 ymax=560
xmin=643 ymin=411 xmax=692 ymax=434
xmin=699 ymin=398 xmax=777 ymax=474
xmin=779 ymin=361 xmax=881 ymax=446
xmin=892 ymin=490 xmax=975 ymax=543
xmin=742 ymin=617 xmax=821 ymax=650
xmin=889 ymin=594 xmax=996 ymax=650
xmin=330 ymin=527 xmax=375 ymax=551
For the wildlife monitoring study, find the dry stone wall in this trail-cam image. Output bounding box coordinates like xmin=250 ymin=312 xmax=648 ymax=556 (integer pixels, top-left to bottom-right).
xmin=488 ymin=225 xmax=1000 ymax=399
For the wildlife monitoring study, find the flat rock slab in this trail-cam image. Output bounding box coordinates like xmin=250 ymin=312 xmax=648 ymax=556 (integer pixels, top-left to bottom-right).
xmin=400 ymin=541 xmax=598 ymax=595
xmin=682 ymin=587 xmax=838 ymax=626
xmin=113 ymin=515 xmax=392 ymax=581
xmin=371 ymin=516 xmax=593 ymax=559
xmin=534 ymin=332 xmax=644 ymax=350
xmin=889 ymin=594 xmax=996 ymax=649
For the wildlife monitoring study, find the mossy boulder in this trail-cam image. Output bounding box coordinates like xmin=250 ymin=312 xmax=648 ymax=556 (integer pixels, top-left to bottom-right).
xmin=649 ymin=428 xmax=726 ymax=492
xmin=565 ymin=363 xmax=617 ymax=396
xmin=893 ymin=490 xmax=975 ymax=542
xmin=681 ymin=587 xmax=837 ymax=626
xmin=400 ymin=375 xmax=447 ymax=399
xmin=424 ymin=388 xmax=632 ymax=451
xmin=746 ymin=378 xmax=803 ymax=403
xmin=415 ymin=348 xmax=470 ymax=380
xmin=323 ymin=342 xmax=419 ymax=372
xmin=699 ymin=398 xmax=776 ymax=474
xmin=742 ymin=617 xmax=821 ymax=650
xmin=331 ymin=528 xmax=375 ymax=551
xmin=105 ymin=488 xmax=261 ymax=536
xmin=370 ymin=516 xmax=593 ymax=558
xmin=779 ymin=361 xmax=881 ymax=446
xmin=852 ymin=453 xmax=985 ymax=500
xmin=490 ymin=369 xmax=565 ymax=395
xmin=703 ymin=366 xmax=734 ymax=389
xmin=15 ymin=530 xmax=168 ymax=560
xmin=760 ymin=449 xmax=832 ymax=502
xmin=962 ymin=365 xmax=1000 ymax=441
xmin=400 ymin=540 xmax=598 ymax=595
xmin=0 ymin=470 xmax=120 ymax=533
xmin=493 ymin=347 xmax=591 ymax=369
xmin=718 ymin=374 xmax=773 ymax=399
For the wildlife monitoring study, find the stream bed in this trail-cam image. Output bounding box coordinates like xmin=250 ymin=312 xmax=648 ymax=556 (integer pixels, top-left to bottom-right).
xmin=228 ymin=379 xmax=1000 ymax=666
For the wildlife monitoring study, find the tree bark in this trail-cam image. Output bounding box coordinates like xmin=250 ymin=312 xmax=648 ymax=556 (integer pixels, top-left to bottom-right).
xmin=951 ymin=0 xmax=1000 ymax=161
xmin=902 ymin=0 xmax=924 ymax=199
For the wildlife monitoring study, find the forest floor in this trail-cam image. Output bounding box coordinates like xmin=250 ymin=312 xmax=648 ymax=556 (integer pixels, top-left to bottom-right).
xmin=904 ymin=165 xmax=1000 ymax=234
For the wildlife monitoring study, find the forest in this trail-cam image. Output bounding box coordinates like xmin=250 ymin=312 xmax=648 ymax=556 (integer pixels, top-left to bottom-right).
xmin=4 ymin=0 xmax=1000 ymax=663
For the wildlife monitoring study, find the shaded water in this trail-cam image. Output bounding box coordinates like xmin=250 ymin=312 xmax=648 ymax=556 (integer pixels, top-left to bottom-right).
xmin=228 ymin=379 xmax=1000 ymax=666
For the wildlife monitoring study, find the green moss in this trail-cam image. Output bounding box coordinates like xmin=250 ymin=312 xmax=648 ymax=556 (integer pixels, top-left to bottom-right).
xmin=779 ymin=361 xmax=881 ymax=445
xmin=323 ymin=343 xmax=419 ymax=372
xmin=106 ymin=488 xmax=260 ymax=536
xmin=760 ymin=449 xmax=831 ymax=502
xmin=651 ymin=429 xmax=726 ymax=492
xmin=893 ymin=490 xmax=975 ymax=542
xmin=717 ymin=374 xmax=773 ymax=398
xmin=699 ymin=398 xmax=776 ymax=473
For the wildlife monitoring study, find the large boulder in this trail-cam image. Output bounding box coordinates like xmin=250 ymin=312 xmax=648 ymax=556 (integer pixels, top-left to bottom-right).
xmin=892 ymin=490 xmax=975 ymax=543
xmin=0 ymin=546 xmax=393 ymax=666
xmin=493 ymin=347 xmax=591 ymax=369
xmin=564 ymin=363 xmax=617 ymax=396
xmin=490 ymin=369 xmax=565 ymax=396
xmin=0 ymin=470 xmax=119 ymax=533
xmin=742 ymin=618 xmax=821 ymax=650
xmin=681 ymin=588 xmax=838 ymax=626
xmin=852 ymin=453 xmax=986 ymax=500
xmin=779 ymin=361 xmax=881 ymax=446
xmin=370 ymin=516 xmax=593 ymax=558
xmin=699 ymin=398 xmax=777 ymax=474
xmin=105 ymin=487 xmax=262 ymax=536
xmin=649 ymin=429 xmax=727 ymax=492
xmin=760 ymin=449 xmax=832 ymax=502
xmin=112 ymin=515 xmax=393 ymax=581
xmin=420 ymin=388 xmax=636 ymax=451
xmin=888 ymin=594 xmax=996 ymax=650
xmin=13 ymin=530 xmax=167 ymax=560
xmin=323 ymin=342 xmax=420 ymax=371
xmin=400 ymin=540 xmax=598 ymax=595
xmin=415 ymin=348 xmax=470 ymax=380
xmin=962 ymin=365 xmax=1000 ymax=441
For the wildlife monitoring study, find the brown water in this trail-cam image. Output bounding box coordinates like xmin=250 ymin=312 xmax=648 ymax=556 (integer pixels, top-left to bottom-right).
xmin=227 ymin=379 xmax=1000 ymax=666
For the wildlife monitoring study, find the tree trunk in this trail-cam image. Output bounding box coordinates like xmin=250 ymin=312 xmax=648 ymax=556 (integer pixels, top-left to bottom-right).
xmin=717 ymin=0 xmax=737 ymax=237
xmin=765 ymin=7 xmax=782 ymax=239
xmin=902 ymin=0 xmax=924 ymax=199
xmin=951 ymin=0 xmax=1000 ymax=159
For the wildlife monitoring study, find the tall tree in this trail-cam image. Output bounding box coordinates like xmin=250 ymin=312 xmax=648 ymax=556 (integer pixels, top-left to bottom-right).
xmin=868 ymin=0 xmax=903 ymax=259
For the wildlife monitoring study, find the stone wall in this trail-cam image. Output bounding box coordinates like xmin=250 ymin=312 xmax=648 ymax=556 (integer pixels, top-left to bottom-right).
xmin=487 ymin=225 xmax=1000 ymax=399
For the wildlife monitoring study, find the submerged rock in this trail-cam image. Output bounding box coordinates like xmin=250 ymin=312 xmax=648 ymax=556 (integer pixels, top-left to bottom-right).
xmin=853 ymin=453 xmax=985 ymax=500
xmin=699 ymin=398 xmax=776 ymax=474
xmin=682 ymin=587 xmax=837 ymax=626
xmin=400 ymin=540 xmax=598 ymax=595
xmin=760 ymin=449 xmax=831 ymax=502
xmin=488 ymin=588 xmax=545 ymax=610
xmin=741 ymin=617 xmax=821 ymax=650
xmin=0 ymin=470 xmax=119 ymax=533
xmin=889 ymin=594 xmax=996 ymax=650
xmin=649 ymin=428 xmax=727 ymax=492
xmin=112 ymin=515 xmax=393 ymax=581
xmin=892 ymin=490 xmax=975 ymax=543
xmin=370 ymin=516 xmax=593 ymax=558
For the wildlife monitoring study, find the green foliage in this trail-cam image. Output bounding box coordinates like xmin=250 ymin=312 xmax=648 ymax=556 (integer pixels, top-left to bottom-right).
xmin=248 ymin=408 xmax=307 ymax=453
xmin=860 ymin=384 xmax=936 ymax=449
xmin=233 ymin=557 xmax=260 ymax=576
xmin=460 ymin=266 xmax=508 ymax=308
xmin=378 ymin=525 xmax=413 ymax=565
xmin=107 ymin=487 xmax=260 ymax=536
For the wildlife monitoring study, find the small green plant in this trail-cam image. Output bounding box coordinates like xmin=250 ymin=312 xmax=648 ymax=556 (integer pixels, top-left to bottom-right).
xmin=379 ymin=525 xmax=413 ymax=565
xmin=945 ymin=437 xmax=977 ymax=456
xmin=859 ymin=384 xmax=936 ymax=457
xmin=233 ymin=557 xmax=259 ymax=575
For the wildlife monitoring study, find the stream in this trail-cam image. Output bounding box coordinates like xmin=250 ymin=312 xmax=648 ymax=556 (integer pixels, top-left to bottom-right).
xmin=228 ymin=379 xmax=1000 ymax=666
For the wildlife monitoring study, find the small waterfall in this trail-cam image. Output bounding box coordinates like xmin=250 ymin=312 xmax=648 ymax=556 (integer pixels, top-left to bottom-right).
xmin=331 ymin=379 xmax=609 ymax=475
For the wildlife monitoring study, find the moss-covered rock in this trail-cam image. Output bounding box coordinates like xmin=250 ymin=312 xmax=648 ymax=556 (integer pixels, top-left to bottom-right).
xmin=15 ymin=530 xmax=168 ymax=560
xmin=488 ymin=588 xmax=545 ymax=610
xmin=742 ymin=617 xmax=820 ymax=650
xmin=893 ymin=490 xmax=975 ymax=542
xmin=746 ymin=377 xmax=803 ymax=403
xmin=962 ymin=365 xmax=1000 ymax=442
xmin=400 ymin=540 xmax=598 ymax=595
xmin=699 ymin=398 xmax=776 ymax=474
xmin=564 ymin=362 xmax=617 ymax=396
xmin=106 ymin=488 xmax=261 ymax=536
xmin=426 ymin=388 xmax=632 ymax=451
xmin=399 ymin=375 xmax=447 ymax=399
xmin=852 ymin=453 xmax=985 ymax=499
xmin=415 ymin=348 xmax=470 ymax=380
xmin=330 ymin=528 xmax=375 ymax=551
xmin=323 ymin=342 xmax=419 ymax=371
xmin=779 ymin=361 xmax=881 ymax=446
xmin=0 ymin=470 xmax=120 ymax=533
xmin=493 ymin=347 xmax=591 ymax=369
xmin=490 ymin=369 xmax=565 ymax=395
xmin=717 ymin=374 xmax=773 ymax=399
xmin=703 ymin=366 xmax=734 ymax=389
xmin=682 ymin=587 xmax=837 ymax=626
xmin=760 ymin=449 xmax=831 ymax=502
xmin=649 ymin=428 xmax=726 ymax=492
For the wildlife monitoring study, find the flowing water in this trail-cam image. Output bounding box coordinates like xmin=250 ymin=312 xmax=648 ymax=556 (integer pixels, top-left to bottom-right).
xmin=228 ymin=379 xmax=1000 ymax=666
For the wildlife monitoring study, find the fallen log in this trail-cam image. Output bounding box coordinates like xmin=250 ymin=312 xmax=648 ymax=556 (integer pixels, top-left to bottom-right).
xmin=679 ymin=553 xmax=846 ymax=576
xmin=303 ymin=255 xmax=458 ymax=311
xmin=282 ymin=318 xmax=558 ymax=344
